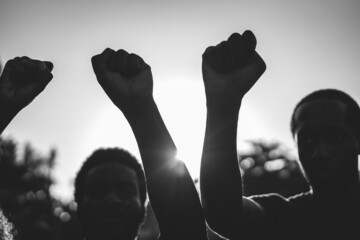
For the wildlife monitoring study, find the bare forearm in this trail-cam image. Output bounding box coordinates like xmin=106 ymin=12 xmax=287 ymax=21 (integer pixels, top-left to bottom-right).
xmin=121 ymin=97 xmax=208 ymax=239
xmin=200 ymin=30 xmax=266 ymax=239
xmin=121 ymin=97 xmax=176 ymax=169
xmin=200 ymin=96 xmax=244 ymax=238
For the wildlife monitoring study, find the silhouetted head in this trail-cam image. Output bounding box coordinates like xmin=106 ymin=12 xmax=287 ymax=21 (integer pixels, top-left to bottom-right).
xmin=290 ymin=89 xmax=360 ymax=192
xmin=74 ymin=148 xmax=147 ymax=240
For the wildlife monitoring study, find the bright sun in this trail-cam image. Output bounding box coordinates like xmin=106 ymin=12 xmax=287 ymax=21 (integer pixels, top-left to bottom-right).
xmin=81 ymin=77 xmax=266 ymax=181
xmin=52 ymin=77 xmax=271 ymax=200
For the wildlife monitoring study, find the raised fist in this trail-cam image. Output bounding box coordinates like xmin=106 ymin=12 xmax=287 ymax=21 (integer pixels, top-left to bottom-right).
xmin=91 ymin=48 xmax=153 ymax=109
xmin=202 ymin=30 xmax=266 ymax=102
xmin=0 ymin=56 xmax=53 ymax=112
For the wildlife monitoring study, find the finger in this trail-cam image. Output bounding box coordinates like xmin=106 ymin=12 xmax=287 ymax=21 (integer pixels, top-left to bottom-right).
xmin=137 ymin=55 xmax=150 ymax=71
xmin=19 ymin=58 xmax=53 ymax=84
xmin=20 ymin=61 xmax=53 ymax=87
xmin=115 ymin=49 xmax=129 ymax=74
xmin=35 ymin=70 xmax=53 ymax=93
xmin=37 ymin=61 xmax=51 ymax=74
xmin=203 ymin=45 xmax=224 ymax=73
xmin=228 ymin=32 xmax=246 ymax=65
xmin=3 ymin=59 xmax=18 ymax=73
xmin=6 ymin=58 xmax=27 ymax=78
xmin=39 ymin=70 xmax=53 ymax=86
xmin=227 ymin=32 xmax=242 ymax=43
xmin=32 ymin=60 xmax=54 ymax=88
xmin=101 ymin=48 xmax=116 ymax=58
xmin=11 ymin=57 xmax=27 ymax=73
xmin=43 ymin=61 xmax=54 ymax=72
xmin=18 ymin=58 xmax=53 ymax=78
xmin=242 ymin=30 xmax=257 ymax=56
xmin=36 ymin=61 xmax=53 ymax=73
xmin=244 ymin=51 xmax=267 ymax=78
xmin=127 ymin=53 xmax=149 ymax=76
xmin=219 ymin=40 xmax=236 ymax=72
xmin=18 ymin=58 xmax=41 ymax=84
xmin=19 ymin=56 xmax=37 ymax=71
xmin=91 ymin=48 xmax=116 ymax=75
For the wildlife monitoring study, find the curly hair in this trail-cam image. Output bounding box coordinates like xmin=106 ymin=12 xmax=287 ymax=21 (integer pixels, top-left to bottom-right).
xmin=290 ymin=88 xmax=360 ymax=142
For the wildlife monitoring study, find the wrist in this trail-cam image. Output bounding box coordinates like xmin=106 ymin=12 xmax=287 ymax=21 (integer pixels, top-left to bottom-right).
xmin=0 ymin=100 xmax=19 ymax=116
xmin=117 ymin=96 xmax=155 ymax=113
xmin=0 ymin=103 xmax=19 ymax=133
xmin=206 ymin=94 xmax=242 ymax=115
xmin=117 ymin=96 xmax=158 ymax=124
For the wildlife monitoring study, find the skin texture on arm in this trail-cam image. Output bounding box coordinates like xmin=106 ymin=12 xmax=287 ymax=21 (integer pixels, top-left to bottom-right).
xmin=200 ymin=31 xmax=267 ymax=239
xmin=91 ymin=49 xmax=208 ymax=240
xmin=0 ymin=57 xmax=53 ymax=134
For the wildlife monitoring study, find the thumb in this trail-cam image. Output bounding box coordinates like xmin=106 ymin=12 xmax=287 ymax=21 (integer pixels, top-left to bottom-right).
xmin=38 ymin=62 xmax=53 ymax=86
xmin=242 ymin=30 xmax=257 ymax=56
xmin=127 ymin=53 xmax=150 ymax=76
xmin=91 ymin=48 xmax=115 ymax=76
xmin=240 ymin=52 xmax=266 ymax=82
xmin=43 ymin=61 xmax=54 ymax=72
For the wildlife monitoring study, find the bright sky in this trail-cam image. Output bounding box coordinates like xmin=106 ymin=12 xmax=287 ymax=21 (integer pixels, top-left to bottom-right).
xmin=1 ymin=0 xmax=360 ymax=201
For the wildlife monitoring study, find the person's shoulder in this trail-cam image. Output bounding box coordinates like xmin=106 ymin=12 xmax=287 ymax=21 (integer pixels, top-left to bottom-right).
xmin=249 ymin=193 xmax=288 ymax=205
xmin=248 ymin=191 xmax=312 ymax=204
xmin=287 ymin=191 xmax=312 ymax=205
xmin=246 ymin=193 xmax=290 ymax=216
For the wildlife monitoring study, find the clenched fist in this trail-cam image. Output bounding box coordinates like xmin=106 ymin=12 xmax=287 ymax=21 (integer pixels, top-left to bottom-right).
xmin=0 ymin=56 xmax=53 ymax=112
xmin=202 ymin=30 xmax=266 ymax=104
xmin=91 ymin=48 xmax=153 ymax=109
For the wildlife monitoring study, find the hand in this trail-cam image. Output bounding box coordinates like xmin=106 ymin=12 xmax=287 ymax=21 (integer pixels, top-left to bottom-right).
xmin=202 ymin=30 xmax=266 ymax=104
xmin=91 ymin=48 xmax=153 ymax=109
xmin=0 ymin=56 xmax=53 ymax=113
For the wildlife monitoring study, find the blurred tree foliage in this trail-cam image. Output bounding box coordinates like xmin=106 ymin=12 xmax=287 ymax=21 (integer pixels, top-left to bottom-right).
xmin=0 ymin=137 xmax=82 ymax=240
xmin=0 ymin=136 xmax=161 ymax=240
xmin=238 ymin=139 xmax=310 ymax=197
xmin=205 ymin=139 xmax=311 ymax=240
xmin=0 ymin=136 xmax=312 ymax=240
